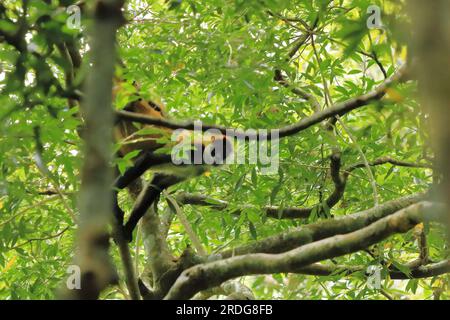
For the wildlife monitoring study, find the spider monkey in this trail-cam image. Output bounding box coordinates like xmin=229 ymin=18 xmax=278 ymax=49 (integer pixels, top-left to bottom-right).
xmin=112 ymin=80 xmax=233 ymax=242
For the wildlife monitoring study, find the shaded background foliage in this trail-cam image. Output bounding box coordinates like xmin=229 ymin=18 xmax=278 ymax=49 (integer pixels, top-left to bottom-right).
xmin=0 ymin=0 xmax=447 ymax=299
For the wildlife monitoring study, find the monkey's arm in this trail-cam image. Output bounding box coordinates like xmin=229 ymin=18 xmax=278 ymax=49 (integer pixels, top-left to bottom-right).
xmin=113 ymin=151 xmax=172 ymax=229
xmin=122 ymin=173 xmax=184 ymax=242
xmin=114 ymin=151 xmax=173 ymax=189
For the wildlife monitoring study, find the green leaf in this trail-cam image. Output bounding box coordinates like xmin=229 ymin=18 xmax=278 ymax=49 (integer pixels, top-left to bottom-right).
xmin=248 ymin=221 xmax=257 ymax=240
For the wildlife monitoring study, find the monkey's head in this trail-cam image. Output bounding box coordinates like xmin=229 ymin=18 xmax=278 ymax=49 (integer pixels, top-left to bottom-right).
xmin=171 ymin=129 xmax=234 ymax=167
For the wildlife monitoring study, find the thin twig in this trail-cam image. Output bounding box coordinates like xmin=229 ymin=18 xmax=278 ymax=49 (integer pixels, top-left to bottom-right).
xmin=336 ymin=115 xmax=379 ymax=206
xmin=166 ymin=192 xmax=207 ymax=256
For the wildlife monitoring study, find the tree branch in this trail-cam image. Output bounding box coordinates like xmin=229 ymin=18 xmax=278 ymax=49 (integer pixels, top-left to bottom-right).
xmin=165 ymin=201 xmax=445 ymax=299
xmin=130 ymin=181 xmax=176 ymax=284
xmin=219 ymin=193 xmax=425 ymax=258
xmin=345 ymin=156 xmax=434 ymax=175
xmin=389 ymin=260 xmax=450 ymax=279
xmin=60 ymin=0 xmax=125 ymax=300
xmin=115 ymin=65 xmax=407 ymax=141
xmin=176 ymin=151 xmax=346 ymax=219
xmin=294 ymin=259 xmax=450 ymax=279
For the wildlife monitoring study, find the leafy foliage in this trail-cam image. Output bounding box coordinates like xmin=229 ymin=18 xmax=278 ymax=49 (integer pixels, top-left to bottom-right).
xmin=0 ymin=0 xmax=447 ymax=299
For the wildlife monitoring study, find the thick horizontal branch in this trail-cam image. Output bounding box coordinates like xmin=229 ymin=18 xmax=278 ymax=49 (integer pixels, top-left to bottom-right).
xmin=219 ymin=193 xmax=425 ymax=258
xmin=165 ymin=201 xmax=445 ymax=299
xmin=116 ymin=65 xmax=407 ymax=141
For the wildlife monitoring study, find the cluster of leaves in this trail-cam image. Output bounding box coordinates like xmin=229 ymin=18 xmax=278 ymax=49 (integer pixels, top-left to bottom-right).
xmin=0 ymin=0 xmax=447 ymax=299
